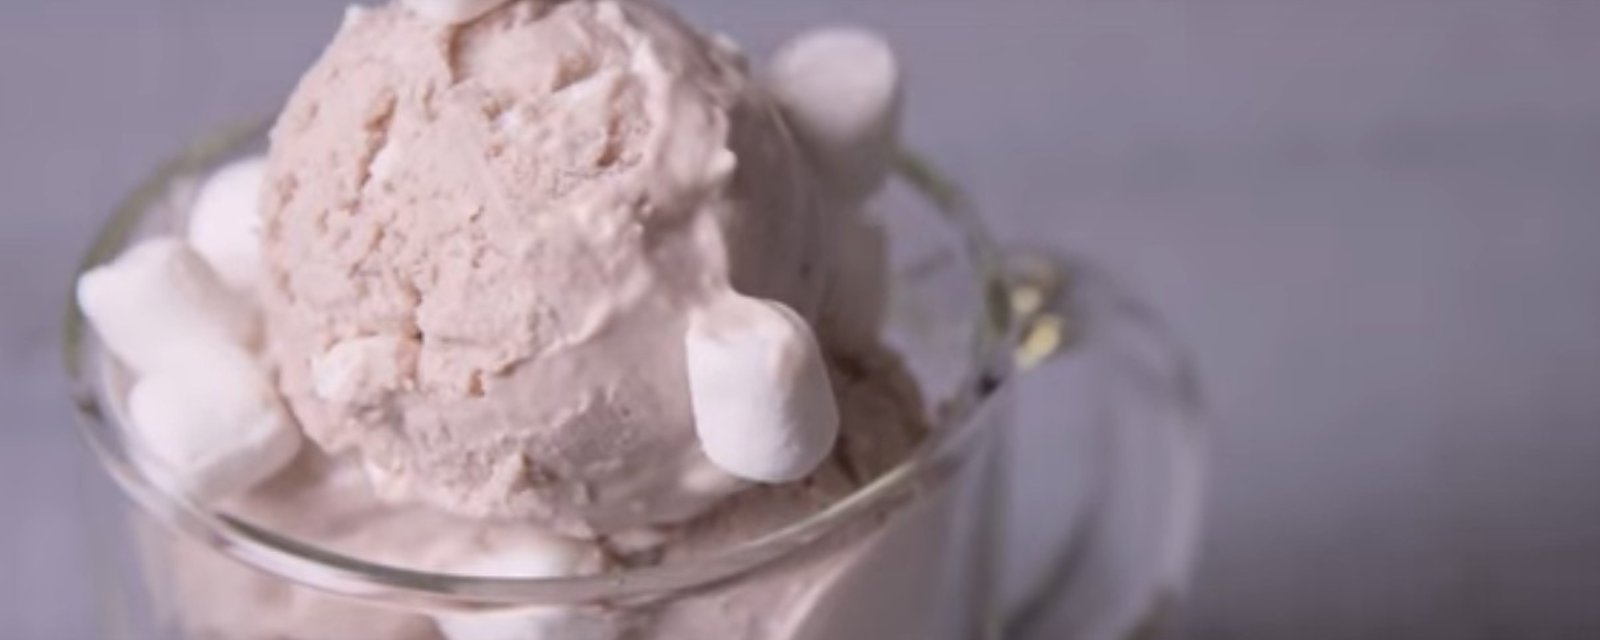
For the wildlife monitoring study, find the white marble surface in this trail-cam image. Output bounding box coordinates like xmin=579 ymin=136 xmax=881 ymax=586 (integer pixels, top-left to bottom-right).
xmin=3 ymin=1 xmax=1600 ymax=638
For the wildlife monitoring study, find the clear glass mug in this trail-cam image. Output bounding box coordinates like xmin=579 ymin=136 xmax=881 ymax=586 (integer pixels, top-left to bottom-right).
xmin=64 ymin=122 xmax=1205 ymax=640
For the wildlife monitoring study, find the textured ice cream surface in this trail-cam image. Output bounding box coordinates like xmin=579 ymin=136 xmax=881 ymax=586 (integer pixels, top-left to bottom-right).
xmin=261 ymin=0 xmax=835 ymax=535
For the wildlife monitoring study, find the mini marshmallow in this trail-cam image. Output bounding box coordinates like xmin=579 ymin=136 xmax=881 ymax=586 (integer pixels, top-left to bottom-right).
xmin=76 ymin=237 xmax=259 ymax=376
xmin=342 ymin=4 xmax=371 ymax=31
xmin=433 ymin=538 xmax=618 ymax=640
xmin=187 ymin=156 xmax=267 ymax=292
xmin=768 ymin=27 xmax=903 ymax=203
xmin=684 ymin=294 xmax=840 ymax=484
xmin=402 ymin=0 xmax=509 ymax=25
xmin=816 ymin=213 xmax=889 ymax=353
xmin=126 ymin=345 xmax=301 ymax=500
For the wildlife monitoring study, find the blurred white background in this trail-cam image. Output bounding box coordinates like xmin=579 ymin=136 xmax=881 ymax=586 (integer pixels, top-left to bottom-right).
xmin=2 ymin=1 xmax=1599 ymax=638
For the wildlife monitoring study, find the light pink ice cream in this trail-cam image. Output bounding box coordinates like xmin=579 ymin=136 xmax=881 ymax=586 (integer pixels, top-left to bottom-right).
xmin=261 ymin=0 xmax=835 ymax=535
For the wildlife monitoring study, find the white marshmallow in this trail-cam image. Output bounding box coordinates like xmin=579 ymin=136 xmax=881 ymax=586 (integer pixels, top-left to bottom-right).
xmin=816 ymin=213 xmax=889 ymax=353
xmin=769 ymin=27 xmax=903 ymax=202
xmin=684 ymin=294 xmax=839 ymax=483
xmin=342 ymin=4 xmax=372 ymax=31
xmin=76 ymin=237 xmax=259 ymax=376
xmin=126 ymin=345 xmax=301 ymax=500
xmin=433 ymin=538 xmax=618 ymax=640
xmin=187 ymin=157 xmax=267 ymax=293
xmin=402 ymin=0 xmax=509 ymax=25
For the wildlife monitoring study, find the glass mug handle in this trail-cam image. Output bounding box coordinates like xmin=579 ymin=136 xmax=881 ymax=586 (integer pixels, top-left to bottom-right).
xmin=997 ymin=249 xmax=1208 ymax=640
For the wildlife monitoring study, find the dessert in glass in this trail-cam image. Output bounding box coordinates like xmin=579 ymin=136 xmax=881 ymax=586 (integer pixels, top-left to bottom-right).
xmin=65 ymin=1 xmax=1204 ymax=638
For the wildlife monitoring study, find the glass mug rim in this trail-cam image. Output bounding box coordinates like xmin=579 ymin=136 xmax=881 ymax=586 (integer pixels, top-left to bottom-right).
xmin=62 ymin=121 xmax=1020 ymax=607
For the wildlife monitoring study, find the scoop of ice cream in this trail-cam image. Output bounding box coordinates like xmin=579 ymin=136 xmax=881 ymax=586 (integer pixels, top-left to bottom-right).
xmin=261 ymin=0 xmax=830 ymax=535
